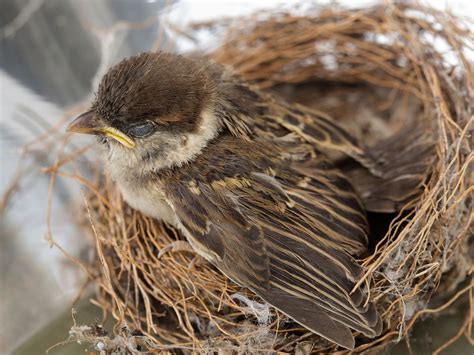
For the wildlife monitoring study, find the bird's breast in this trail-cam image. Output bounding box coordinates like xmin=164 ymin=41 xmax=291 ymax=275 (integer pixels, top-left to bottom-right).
xmin=114 ymin=177 xmax=178 ymax=226
xmin=109 ymin=165 xmax=177 ymax=225
xmin=116 ymin=175 xmax=220 ymax=263
xmin=106 ymin=152 xmax=221 ymax=264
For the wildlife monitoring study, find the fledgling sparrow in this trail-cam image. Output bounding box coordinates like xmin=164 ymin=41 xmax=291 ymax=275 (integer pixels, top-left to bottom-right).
xmin=67 ymin=52 xmax=431 ymax=349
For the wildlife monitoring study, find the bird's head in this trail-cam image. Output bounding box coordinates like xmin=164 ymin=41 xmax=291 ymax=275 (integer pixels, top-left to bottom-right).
xmin=67 ymin=52 xmax=225 ymax=171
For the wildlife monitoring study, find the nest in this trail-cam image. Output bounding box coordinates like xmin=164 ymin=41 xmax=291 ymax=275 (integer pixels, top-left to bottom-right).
xmin=49 ymin=1 xmax=472 ymax=353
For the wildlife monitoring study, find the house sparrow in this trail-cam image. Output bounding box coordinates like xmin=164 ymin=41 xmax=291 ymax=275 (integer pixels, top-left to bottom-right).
xmin=67 ymin=52 xmax=430 ymax=349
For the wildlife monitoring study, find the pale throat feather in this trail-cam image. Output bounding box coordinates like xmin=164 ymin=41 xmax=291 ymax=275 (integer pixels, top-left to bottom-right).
xmin=105 ymin=108 xmax=221 ymax=225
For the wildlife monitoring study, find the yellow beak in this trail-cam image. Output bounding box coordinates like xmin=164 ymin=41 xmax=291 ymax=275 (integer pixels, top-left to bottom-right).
xmin=66 ymin=111 xmax=135 ymax=149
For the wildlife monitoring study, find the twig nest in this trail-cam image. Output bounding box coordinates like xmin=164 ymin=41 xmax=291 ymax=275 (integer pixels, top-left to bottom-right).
xmin=76 ymin=2 xmax=472 ymax=353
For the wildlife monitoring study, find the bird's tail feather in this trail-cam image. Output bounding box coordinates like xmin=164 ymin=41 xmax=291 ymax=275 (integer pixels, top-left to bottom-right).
xmin=340 ymin=122 xmax=435 ymax=213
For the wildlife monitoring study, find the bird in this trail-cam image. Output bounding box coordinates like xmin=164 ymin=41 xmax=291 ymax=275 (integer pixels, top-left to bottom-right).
xmin=67 ymin=51 xmax=432 ymax=349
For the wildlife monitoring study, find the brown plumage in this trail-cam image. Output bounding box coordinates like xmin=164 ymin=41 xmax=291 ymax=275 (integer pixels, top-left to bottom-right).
xmin=67 ymin=51 xmax=432 ymax=349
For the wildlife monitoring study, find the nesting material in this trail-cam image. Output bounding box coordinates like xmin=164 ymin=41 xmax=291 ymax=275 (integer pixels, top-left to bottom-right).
xmin=60 ymin=2 xmax=472 ymax=353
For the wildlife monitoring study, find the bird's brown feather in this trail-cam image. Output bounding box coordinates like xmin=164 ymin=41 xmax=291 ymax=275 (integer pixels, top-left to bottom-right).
xmin=158 ymin=136 xmax=381 ymax=349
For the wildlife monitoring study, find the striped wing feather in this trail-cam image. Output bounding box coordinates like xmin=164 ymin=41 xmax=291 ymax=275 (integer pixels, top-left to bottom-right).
xmin=166 ymin=155 xmax=381 ymax=349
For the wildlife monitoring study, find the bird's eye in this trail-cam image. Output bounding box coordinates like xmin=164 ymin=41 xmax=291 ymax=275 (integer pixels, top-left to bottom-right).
xmin=128 ymin=122 xmax=155 ymax=138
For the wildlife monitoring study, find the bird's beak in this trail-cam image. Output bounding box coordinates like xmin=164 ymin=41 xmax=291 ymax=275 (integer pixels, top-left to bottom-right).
xmin=66 ymin=110 xmax=135 ymax=149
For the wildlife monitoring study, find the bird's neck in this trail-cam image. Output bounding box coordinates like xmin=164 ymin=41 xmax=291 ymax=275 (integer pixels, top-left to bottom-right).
xmin=213 ymin=80 xmax=271 ymax=141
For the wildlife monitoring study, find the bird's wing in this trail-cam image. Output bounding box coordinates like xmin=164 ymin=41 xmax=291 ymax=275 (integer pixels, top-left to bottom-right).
xmin=164 ymin=152 xmax=381 ymax=349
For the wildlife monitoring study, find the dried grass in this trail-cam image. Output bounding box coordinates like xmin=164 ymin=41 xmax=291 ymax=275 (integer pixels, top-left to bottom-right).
xmin=17 ymin=1 xmax=473 ymax=353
